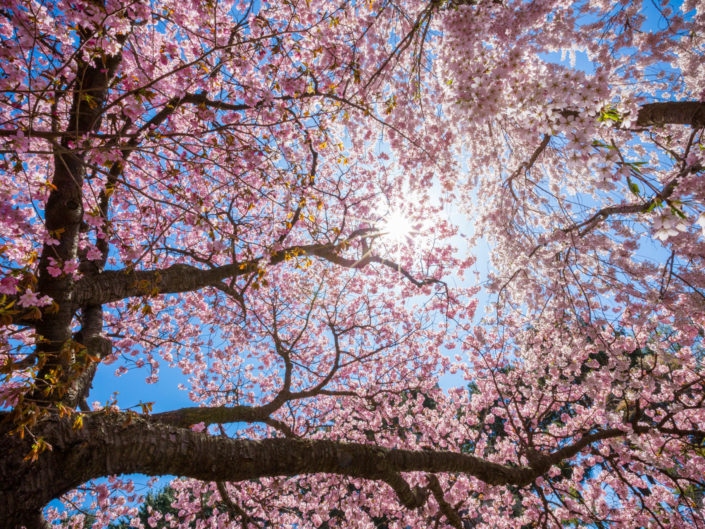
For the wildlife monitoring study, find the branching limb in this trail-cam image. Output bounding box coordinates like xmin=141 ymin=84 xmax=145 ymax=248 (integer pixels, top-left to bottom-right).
xmin=216 ymin=481 xmax=261 ymax=529
xmin=4 ymin=412 xmax=703 ymax=525
xmin=73 ymin=236 xmax=442 ymax=307
xmin=505 ymin=134 xmax=551 ymax=201
xmin=426 ymin=474 xmax=464 ymax=529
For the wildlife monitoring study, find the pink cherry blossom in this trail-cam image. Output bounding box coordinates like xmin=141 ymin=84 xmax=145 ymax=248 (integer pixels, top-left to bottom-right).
xmin=1 ymin=1 xmax=704 ymax=528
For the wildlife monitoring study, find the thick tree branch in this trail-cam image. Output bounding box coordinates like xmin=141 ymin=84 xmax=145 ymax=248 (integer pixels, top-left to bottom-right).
xmin=72 ymin=238 xmax=440 ymax=307
xmin=635 ymin=101 xmax=705 ymax=128
xmin=2 ymin=413 xmax=536 ymax=525
xmin=559 ymin=101 xmax=705 ymax=128
xmin=2 ymin=412 xmax=699 ymax=527
xmin=150 ymin=404 xmax=283 ymax=429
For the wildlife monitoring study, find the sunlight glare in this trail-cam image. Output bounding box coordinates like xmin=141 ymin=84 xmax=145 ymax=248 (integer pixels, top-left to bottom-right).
xmin=382 ymin=210 xmax=412 ymax=244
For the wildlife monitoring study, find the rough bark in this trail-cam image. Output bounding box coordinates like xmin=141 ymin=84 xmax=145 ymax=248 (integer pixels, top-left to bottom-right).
xmin=149 ymin=404 xmax=283 ymax=428
xmin=30 ymin=37 xmax=123 ymax=404
xmin=1 ymin=408 xmax=651 ymax=528
xmin=0 ymin=412 xmax=538 ymax=527
xmin=636 ymin=101 xmax=705 ymax=127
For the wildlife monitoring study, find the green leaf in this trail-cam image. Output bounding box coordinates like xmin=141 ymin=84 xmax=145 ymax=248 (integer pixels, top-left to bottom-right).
xmin=645 ymin=198 xmax=662 ymax=213
xmin=627 ymin=177 xmax=640 ymax=195
xmin=670 ymin=206 xmax=687 ymax=219
xmin=598 ymin=107 xmax=623 ymax=123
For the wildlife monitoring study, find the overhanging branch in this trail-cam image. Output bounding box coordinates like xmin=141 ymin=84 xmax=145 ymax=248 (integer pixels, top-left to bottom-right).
xmin=72 ymin=237 xmax=441 ymax=307
xmin=4 ymin=412 xmax=700 ymax=526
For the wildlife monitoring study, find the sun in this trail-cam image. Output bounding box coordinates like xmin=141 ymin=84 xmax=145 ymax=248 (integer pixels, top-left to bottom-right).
xmin=381 ymin=210 xmax=412 ymax=244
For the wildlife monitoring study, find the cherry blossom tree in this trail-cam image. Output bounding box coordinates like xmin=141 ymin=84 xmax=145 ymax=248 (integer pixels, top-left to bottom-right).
xmin=1 ymin=0 xmax=704 ymax=528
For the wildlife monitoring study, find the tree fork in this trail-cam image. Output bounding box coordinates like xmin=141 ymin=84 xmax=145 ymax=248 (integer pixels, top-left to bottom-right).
xmin=30 ymin=30 xmax=124 ymax=405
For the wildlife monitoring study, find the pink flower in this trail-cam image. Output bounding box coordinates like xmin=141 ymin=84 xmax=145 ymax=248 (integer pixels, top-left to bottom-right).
xmin=190 ymin=422 xmax=206 ymax=432
xmin=19 ymin=291 xmax=43 ymax=307
xmin=18 ymin=290 xmax=52 ymax=308
xmin=0 ymin=276 xmax=18 ymax=294
xmin=87 ymin=246 xmax=103 ymax=260
xmin=63 ymin=260 xmax=79 ymax=275
xmin=46 ymin=257 xmax=63 ymax=277
xmin=84 ymin=214 xmax=104 ymax=228
xmin=653 ymin=213 xmax=688 ymax=241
